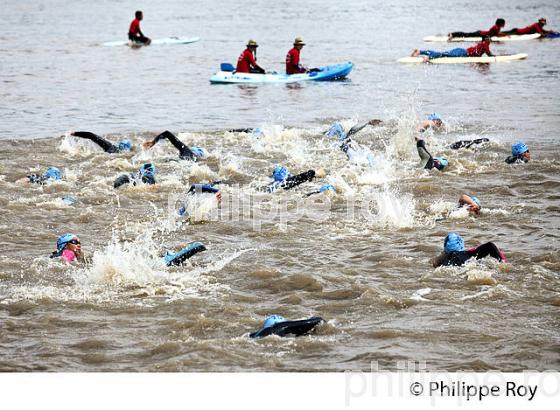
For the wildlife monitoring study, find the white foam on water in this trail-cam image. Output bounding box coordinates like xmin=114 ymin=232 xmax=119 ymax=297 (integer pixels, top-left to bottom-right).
xmin=368 ymin=185 xmax=416 ymax=228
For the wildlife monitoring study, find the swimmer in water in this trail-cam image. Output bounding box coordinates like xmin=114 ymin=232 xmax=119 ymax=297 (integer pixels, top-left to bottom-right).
xmin=70 ymin=131 xmax=132 ymax=153
xmin=305 ymin=184 xmax=336 ymax=197
xmin=505 ymin=142 xmax=530 ymax=164
xmin=417 ymin=113 xmax=444 ymax=133
xmin=50 ymin=233 xmax=83 ymax=262
xmin=164 ymin=242 xmax=207 ymax=266
xmin=431 ymin=232 xmax=506 ymax=267
xmin=448 ymin=138 xmax=490 ymax=150
xmin=178 ymin=183 xmax=222 ymax=216
xmin=113 ymin=163 xmax=156 ymax=189
xmin=458 ymin=194 xmax=481 ymax=215
xmin=249 ymin=314 xmax=324 ymax=338
xmin=267 ymin=165 xmax=326 ymax=192
xmin=17 ymin=166 xmax=62 ymax=185
xmin=325 ymin=119 xmax=383 ymax=164
xmin=415 ymin=137 xmax=448 ymax=171
xmin=142 ymin=130 xmax=208 ymax=160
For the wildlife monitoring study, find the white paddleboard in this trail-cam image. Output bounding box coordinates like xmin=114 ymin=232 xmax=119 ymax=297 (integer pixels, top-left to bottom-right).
xmin=423 ymin=33 xmax=541 ymax=42
xmin=102 ymin=36 xmax=200 ymax=47
xmin=398 ymin=53 xmax=528 ymax=64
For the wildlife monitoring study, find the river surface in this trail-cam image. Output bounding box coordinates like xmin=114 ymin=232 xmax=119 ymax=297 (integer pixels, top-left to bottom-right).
xmin=0 ymin=0 xmax=559 ymax=371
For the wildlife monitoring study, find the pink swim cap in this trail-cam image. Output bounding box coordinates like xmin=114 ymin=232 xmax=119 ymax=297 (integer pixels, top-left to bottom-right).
xmin=61 ymin=249 xmax=76 ymax=262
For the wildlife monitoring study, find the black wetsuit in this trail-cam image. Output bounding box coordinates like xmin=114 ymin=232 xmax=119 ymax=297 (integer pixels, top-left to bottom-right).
xmin=151 ymin=130 xmax=196 ymax=160
xmin=505 ymin=154 xmax=529 ymax=164
xmin=26 ymin=174 xmax=51 ymax=185
xmin=450 ymin=30 xmax=483 ymax=38
xmin=433 ymin=242 xmax=504 ymax=267
xmin=72 ymin=131 xmax=121 ymax=153
xmin=113 ymin=173 xmax=155 ymax=189
xmin=449 ymin=138 xmax=489 ymax=150
xmin=250 ymin=317 xmax=324 ymax=338
xmin=268 ymin=170 xmax=316 ymax=192
xmin=417 ymin=139 xmax=445 ymax=171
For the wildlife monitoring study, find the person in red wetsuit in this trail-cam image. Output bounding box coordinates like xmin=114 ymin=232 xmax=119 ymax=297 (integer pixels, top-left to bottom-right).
xmin=412 ymin=35 xmax=493 ymax=60
xmin=286 ymin=37 xmax=308 ymax=75
xmin=128 ymin=10 xmax=151 ymax=45
xmin=236 ymin=40 xmax=265 ymax=74
xmin=502 ymin=18 xmax=554 ymax=36
xmin=449 ymin=18 xmax=505 ymax=39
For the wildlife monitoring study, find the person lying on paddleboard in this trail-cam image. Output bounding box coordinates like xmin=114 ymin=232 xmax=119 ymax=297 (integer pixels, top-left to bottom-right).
xmin=285 ymin=37 xmax=319 ymax=75
xmin=505 ymin=142 xmax=530 ymax=164
xmin=501 ymin=18 xmax=556 ymax=36
xmin=143 ymin=131 xmax=208 ymax=161
xmin=250 ymin=314 xmax=324 ymax=338
xmin=325 ymin=120 xmax=383 ymax=164
xmin=431 ymin=232 xmax=506 ymax=267
xmin=17 ymin=166 xmax=62 ymax=185
xmin=415 ymin=137 xmax=448 ymax=171
xmin=128 ymin=10 xmax=151 ymax=45
xmin=71 ymin=131 xmax=132 ymax=153
xmin=50 ymin=233 xmax=206 ymax=266
xmin=236 ymin=40 xmax=265 ymax=74
xmin=113 ymin=163 xmax=156 ymax=189
xmin=266 ymin=165 xmax=327 ymax=193
xmin=458 ymin=194 xmax=481 ymax=215
xmin=448 ymin=18 xmax=506 ymax=40
xmin=411 ymin=35 xmax=494 ymax=61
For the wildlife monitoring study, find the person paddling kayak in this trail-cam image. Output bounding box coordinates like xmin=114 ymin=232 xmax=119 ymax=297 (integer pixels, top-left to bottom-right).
xmin=448 ymin=18 xmax=506 ymax=40
xmin=236 ymin=40 xmax=265 ymax=74
xmin=128 ymin=10 xmax=151 ymax=45
xmin=411 ymin=35 xmax=493 ymax=61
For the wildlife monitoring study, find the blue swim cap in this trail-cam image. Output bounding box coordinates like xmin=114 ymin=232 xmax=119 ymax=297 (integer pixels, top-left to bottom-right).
xmin=272 ymin=165 xmax=289 ymax=182
xmin=326 ymin=122 xmax=347 ymax=141
xmin=139 ymin=163 xmax=156 ymax=183
xmin=118 ymin=139 xmax=132 ymax=152
xmin=57 ymin=233 xmax=77 ymax=253
xmin=252 ymin=127 xmax=264 ymax=137
xmin=263 ymin=314 xmax=287 ymax=329
xmin=43 ymin=167 xmax=61 ymax=181
xmin=428 ymin=113 xmax=442 ymax=121
xmin=61 ymin=196 xmax=76 ymax=205
xmin=434 ymin=157 xmax=448 ymax=168
xmin=469 ymin=195 xmax=481 ymax=207
xmin=191 ymin=146 xmax=208 ymax=158
xmin=319 ymin=184 xmax=335 ymax=193
xmin=444 ymin=232 xmax=465 ymax=253
xmin=512 ymin=142 xmax=528 ymax=156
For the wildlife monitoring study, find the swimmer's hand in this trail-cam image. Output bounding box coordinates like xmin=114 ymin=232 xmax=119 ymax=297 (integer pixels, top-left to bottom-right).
xmin=368 ymin=119 xmax=383 ymax=126
xmin=498 ymin=262 xmax=512 ymax=273
xmin=143 ymin=140 xmax=156 ymax=150
xmin=315 ymin=168 xmax=327 ymax=178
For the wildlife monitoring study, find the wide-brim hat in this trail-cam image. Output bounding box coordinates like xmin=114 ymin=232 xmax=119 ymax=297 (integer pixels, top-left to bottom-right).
xmin=247 ymin=39 xmax=258 ymax=47
xmin=294 ymin=37 xmax=306 ymax=45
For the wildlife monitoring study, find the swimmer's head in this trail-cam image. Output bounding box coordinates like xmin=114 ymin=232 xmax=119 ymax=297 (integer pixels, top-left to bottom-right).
xmin=433 ymin=157 xmax=448 ymax=170
xmin=469 ymin=195 xmax=481 ymax=208
xmin=272 ymin=165 xmax=289 ymax=182
xmin=427 ymin=113 xmax=443 ymax=127
xmin=538 ymin=18 xmax=546 ymax=26
xmin=263 ymin=314 xmax=287 ymax=329
xmin=496 ymin=18 xmax=506 ymax=27
xmin=139 ymin=163 xmax=156 ymax=184
xmin=512 ymin=142 xmax=529 ymax=156
xmin=54 ymin=233 xmax=80 ymax=257
xmin=191 ymin=146 xmax=208 ymax=158
xmin=43 ymin=166 xmax=61 ymax=181
xmin=444 ymin=232 xmax=464 ymax=253
xmin=319 ymin=184 xmax=336 ymax=193
xmin=326 ymin=122 xmax=347 ymax=141
xmin=118 ymin=139 xmax=132 ymax=152
xmin=252 ymin=127 xmax=264 ymax=137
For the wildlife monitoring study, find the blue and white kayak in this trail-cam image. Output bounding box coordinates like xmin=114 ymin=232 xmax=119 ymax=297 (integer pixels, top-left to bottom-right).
xmin=209 ymin=62 xmax=353 ymax=84
xmin=102 ymin=37 xmax=200 ymax=47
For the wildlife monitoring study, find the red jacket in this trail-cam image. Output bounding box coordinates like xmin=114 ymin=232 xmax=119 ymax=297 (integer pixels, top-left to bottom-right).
xmin=129 ymin=19 xmax=140 ymax=35
xmin=286 ymin=48 xmax=305 ymax=74
xmin=236 ymin=49 xmax=258 ymax=73
xmin=516 ymin=23 xmax=545 ymax=35
xmin=480 ymin=24 xmax=501 ymax=37
xmin=467 ymin=42 xmax=492 ymax=57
